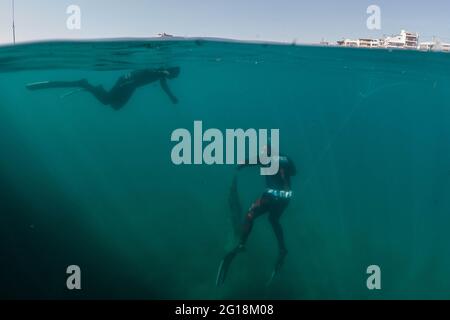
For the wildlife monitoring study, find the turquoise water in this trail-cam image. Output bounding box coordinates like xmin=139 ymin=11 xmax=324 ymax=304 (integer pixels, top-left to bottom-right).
xmin=1 ymin=39 xmax=450 ymax=299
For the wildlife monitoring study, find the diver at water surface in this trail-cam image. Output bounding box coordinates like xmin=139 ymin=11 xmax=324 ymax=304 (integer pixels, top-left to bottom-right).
xmin=217 ymin=142 xmax=296 ymax=286
xmin=26 ymin=67 xmax=180 ymax=110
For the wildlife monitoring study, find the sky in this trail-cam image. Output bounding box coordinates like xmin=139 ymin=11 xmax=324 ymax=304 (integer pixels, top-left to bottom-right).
xmin=1 ymin=0 xmax=450 ymax=45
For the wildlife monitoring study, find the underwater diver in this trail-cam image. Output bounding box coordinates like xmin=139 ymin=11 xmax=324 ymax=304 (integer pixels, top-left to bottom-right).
xmin=26 ymin=67 xmax=180 ymax=110
xmin=216 ymin=143 xmax=296 ymax=286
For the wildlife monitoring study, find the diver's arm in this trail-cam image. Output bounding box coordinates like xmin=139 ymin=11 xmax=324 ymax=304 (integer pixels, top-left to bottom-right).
xmin=160 ymin=78 xmax=178 ymax=104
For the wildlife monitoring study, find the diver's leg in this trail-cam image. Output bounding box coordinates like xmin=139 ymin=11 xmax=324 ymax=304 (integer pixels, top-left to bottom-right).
xmin=78 ymin=80 xmax=112 ymax=106
xmin=216 ymin=195 xmax=269 ymax=286
xmin=239 ymin=195 xmax=270 ymax=247
xmin=268 ymin=208 xmax=287 ymax=255
xmin=27 ymin=79 xmax=120 ymax=108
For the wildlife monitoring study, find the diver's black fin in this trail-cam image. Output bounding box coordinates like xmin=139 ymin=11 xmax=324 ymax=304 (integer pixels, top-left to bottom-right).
xmin=266 ymin=252 xmax=287 ymax=287
xmin=216 ymin=251 xmax=237 ymax=287
xmin=228 ymin=174 xmax=243 ymax=238
xmin=26 ymin=80 xmax=84 ymax=91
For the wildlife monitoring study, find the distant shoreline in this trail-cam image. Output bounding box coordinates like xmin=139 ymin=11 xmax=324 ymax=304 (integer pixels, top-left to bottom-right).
xmin=0 ymin=37 xmax=449 ymax=56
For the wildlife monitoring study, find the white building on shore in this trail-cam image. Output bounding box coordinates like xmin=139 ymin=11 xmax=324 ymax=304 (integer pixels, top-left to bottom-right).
xmin=358 ymin=38 xmax=383 ymax=48
xmin=418 ymin=39 xmax=450 ymax=52
xmin=419 ymin=42 xmax=435 ymax=51
xmin=383 ymin=30 xmax=418 ymax=49
xmin=337 ymin=30 xmax=421 ymax=50
xmin=336 ymin=39 xmax=359 ymax=47
xmin=337 ymin=38 xmax=384 ymax=48
xmin=336 ymin=29 xmax=450 ymax=53
xmin=404 ymin=30 xmax=419 ymax=49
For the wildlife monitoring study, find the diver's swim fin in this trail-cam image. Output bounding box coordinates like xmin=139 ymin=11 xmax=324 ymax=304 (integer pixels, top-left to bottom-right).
xmin=228 ymin=174 xmax=243 ymax=239
xmin=216 ymin=250 xmax=240 ymax=287
xmin=26 ymin=80 xmax=85 ymax=91
xmin=266 ymin=252 xmax=287 ymax=287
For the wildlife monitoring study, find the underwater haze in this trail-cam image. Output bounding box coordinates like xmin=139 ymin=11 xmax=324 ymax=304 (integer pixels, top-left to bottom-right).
xmin=1 ymin=39 xmax=450 ymax=299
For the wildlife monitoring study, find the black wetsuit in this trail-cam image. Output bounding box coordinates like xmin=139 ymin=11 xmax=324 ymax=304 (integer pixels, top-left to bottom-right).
xmin=26 ymin=67 xmax=180 ymax=110
xmin=81 ymin=68 xmax=179 ymax=110
xmin=216 ymin=154 xmax=296 ymax=286
xmin=240 ymin=155 xmax=296 ymax=254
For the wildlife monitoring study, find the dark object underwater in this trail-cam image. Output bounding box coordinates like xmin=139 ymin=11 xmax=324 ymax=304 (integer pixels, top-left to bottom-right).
xmin=216 ymin=174 xmax=244 ymax=287
xmin=216 ymin=248 xmax=238 ymax=287
xmin=217 ymin=173 xmax=286 ymax=287
xmin=228 ymin=174 xmax=243 ymax=238
xmin=26 ymin=67 xmax=180 ymax=110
